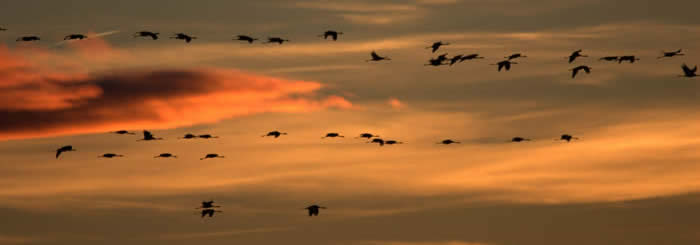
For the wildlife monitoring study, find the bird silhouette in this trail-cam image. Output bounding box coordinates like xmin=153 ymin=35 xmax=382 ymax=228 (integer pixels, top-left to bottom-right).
xmin=568 ymin=49 xmax=588 ymax=63
xmin=235 ymin=35 xmax=258 ymax=43
xmin=180 ymin=133 xmax=197 ymax=139
xmin=320 ymin=30 xmax=343 ymax=41
xmin=384 ymin=140 xmax=403 ymax=145
xmin=134 ymin=31 xmax=159 ymax=40
xmin=658 ymin=49 xmax=683 ymax=59
xmin=198 ymin=134 xmax=219 ymax=139
xmin=64 ymin=34 xmax=87 ymax=40
xmin=438 ymin=139 xmax=460 ymax=145
xmin=262 ymin=131 xmax=287 ymax=138
xmin=99 ymin=153 xmax=124 ymax=158
xmin=322 ymin=133 xmax=344 ymax=138
xmin=599 ymin=56 xmax=618 ymax=62
xmin=511 ymin=137 xmax=531 ymax=142
xmin=449 ymin=55 xmax=464 ymax=66
xmin=618 ymin=56 xmax=639 ymax=63
xmin=570 ymin=65 xmax=592 ymax=78
xmin=201 ymin=153 xmax=224 ymax=160
xmin=113 ymin=130 xmax=135 ymax=135
xmin=680 ymin=63 xmax=697 ymax=78
xmin=369 ymin=138 xmax=385 ymax=146
xmin=138 ymin=130 xmax=163 ymax=141
xmin=425 ymin=58 xmax=449 ymax=66
xmin=356 ymin=133 xmax=379 ymax=139
xmin=171 ymin=33 xmax=196 ymax=43
xmin=266 ymin=37 xmax=289 ymax=44
xmin=305 ymin=205 xmax=327 ymax=216
xmin=55 ymin=145 xmax=76 ymax=159
xmin=16 ymin=36 xmax=40 ymax=42
xmin=154 ymin=153 xmax=177 ymax=158
xmin=200 ymin=209 xmax=222 ymax=218
xmin=460 ymin=54 xmax=485 ymax=61
xmin=366 ymin=51 xmax=391 ymax=62
xmin=426 ymin=41 xmax=449 ymax=53
xmin=197 ymin=200 xmax=221 ymax=209
xmin=559 ymin=134 xmax=579 ymax=142
xmin=491 ymin=60 xmax=517 ymax=71
xmin=506 ymin=53 xmax=527 ymax=60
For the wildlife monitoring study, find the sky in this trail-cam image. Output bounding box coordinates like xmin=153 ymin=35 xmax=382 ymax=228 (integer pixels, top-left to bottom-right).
xmin=0 ymin=0 xmax=699 ymax=244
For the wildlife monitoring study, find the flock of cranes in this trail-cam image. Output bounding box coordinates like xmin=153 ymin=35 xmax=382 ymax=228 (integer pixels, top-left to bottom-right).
xmin=3 ymin=25 xmax=697 ymax=219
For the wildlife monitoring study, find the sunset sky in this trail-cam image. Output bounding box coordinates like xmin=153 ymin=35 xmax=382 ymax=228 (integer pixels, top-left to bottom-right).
xmin=1 ymin=0 xmax=699 ymax=244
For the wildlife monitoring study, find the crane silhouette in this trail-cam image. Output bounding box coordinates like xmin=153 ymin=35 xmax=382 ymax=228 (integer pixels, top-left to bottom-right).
xmin=64 ymin=34 xmax=87 ymax=40
xmin=320 ymin=30 xmax=343 ymax=41
xmin=56 ymin=145 xmax=76 ymax=159
xmin=197 ymin=200 xmax=221 ymax=209
xmin=99 ymin=153 xmax=124 ymax=158
xmin=198 ymin=134 xmax=219 ymax=139
xmin=180 ymin=133 xmax=196 ymax=139
xmin=511 ymin=137 xmax=531 ymax=142
xmin=491 ymin=60 xmax=517 ymax=71
xmin=235 ymin=35 xmax=258 ymax=43
xmin=559 ymin=134 xmax=579 ymax=142
xmin=369 ymin=138 xmax=385 ymax=146
xmin=570 ymin=65 xmax=592 ymax=79
xmin=171 ymin=33 xmax=196 ymax=43
xmin=356 ymin=133 xmax=379 ymax=139
xmin=266 ymin=37 xmax=289 ymax=44
xmin=305 ymin=205 xmax=327 ymax=216
xmin=134 ymin=31 xmax=159 ymax=40
xmin=385 ymin=140 xmax=403 ymax=145
xmin=366 ymin=51 xmax=390 ymax=62
xmin=438 ymin=139 xmax=460 ymax=145
xmin=201 ymin=153 xmax=224 ymax=160
xmin=425 ymin=58 xmax=449 ymax=66
xmin=426 ymin=41 xmax=449 ymax=53
xmin=680 ymin=63 xmax=697 ymax=78
xmin=618 ymin=56 xmax=639 ymax=63
xmin=658 ymin=49 xmax=683 ymax=59
xmin=322 ymin=133 xmax=344 ymax=138
xmin=506 ymin=53 xmax=527 ymax=60
xmin=155 ymin=153 xmax=177 ymax=158
xmin=16 ymin=36 xmax=40 ymax=42
xmin=113 ymin=130 xmax=135 ymax=135
xmin=262 ymin=131 xmax=287 ymax=138
xmin=138 ymin=130 xmax=163 ymax=141
xmin=460 ymin=54 xmax=485 ymax=61
xmin=599 ymin=56 xmax=618 ymax=62
xmin=568 ymin=49 xmax=588 ymax=63
xmin=200 ymin=209 xmax=222 ymax=218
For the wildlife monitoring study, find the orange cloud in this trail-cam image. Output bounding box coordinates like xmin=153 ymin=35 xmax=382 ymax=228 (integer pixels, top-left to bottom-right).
xmin=0 ymin=45 xmax=351 ymax=141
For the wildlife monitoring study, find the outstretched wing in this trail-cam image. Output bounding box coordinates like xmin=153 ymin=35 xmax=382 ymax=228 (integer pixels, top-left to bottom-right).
xmin=56 ymin=149 xmax=62 ymax=159
xmin=371 ymin=51 xmax=380 ymax=60
xmin=571 ymin=68 xmax=579 ymax=78
xmin=682 ymin=64 xmax=692 ymax=75
xmin=143 ymin=130 xmax=153 ymax=139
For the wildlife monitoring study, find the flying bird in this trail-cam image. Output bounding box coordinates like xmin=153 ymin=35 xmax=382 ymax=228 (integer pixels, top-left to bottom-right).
xmin=618 ymin=56 xmax=640 ymax=63
xmin=384 ymin=140 xmax=403 ymax=145
xmin=426 ymin=41 xmax=449 ymax=53
xmin=559 ymin=134 xmax=579 ymax=142
xmin=134 ymin=31 xmax=159 ymax=40
xmin=357 ymin=133 xmax=379 ymax=139
xmin=235 ymin=35 xmax=258 ymax=43
xmin=155 ymin=153 xmax=177 ymax=158
xmin=266 ymin=37 xmax=289 ymax=44
xmin=322 ymin=133 xmax=344 ymax=138
xmin=197 ymin=200 xmax=221 ymax=209
xmin=449 ymin=55 xmax=464 ymax=66
xmin=460 ymin=54 xmax=485 ymax=61
xmin=200 ymin=209 xmax=222 ymax=218
xmin=491 ymin=60 xmax=517 ymax=71
xmin=16 ymin=36 xmax=40 ymax=42
xmin=305 ymin=205 xmax=327 ymax=216
xmin=56 ymin=145 xmax=76 ymax=159
xmin=64 ymin=34 xmax=87 ymax=40
xmin=369 ymin=138 xmax=385 ymax=146
xmin=511 ymin=137 xmax=531 ymax=142
xmin=680 ymin=63 xmax=697 ymax=78
xmin=599 ymin=56 xmax=618 ymax=62
xmin=320 ymin=30 xmax=343 ymax=41
xmin=506 ymin=53 xmax=527 ymax=60
xmin=568 ymin=49 xmax=588 ymax=63
xmin=113 ymin=130 xmax=135 ymax=135
xmin=99 ymin=153 xmax=124 ymax=158
xmin=438 ymin=139 xmax=460 ymax=145
xmin=262 ymin=131 xmax=287 ymax=138
xmin=198 ymin=134 xmax=219 ymax=139
xmin=171 ymin=33 xmax=196 ymax=43
xmin=366 ymin=51 xmax=391 ymax=62
xmin=201 ymin=153 xmax=224 ymax=160
xmin=658 ymin=49 xmax=684 ymax=59
xmin=570 ymin=65 xmax=592 ymax=78
xmin=425 ymin=58 xmax=449 ymax=66
xmin=138 ymin=130 xmax=163 ymax=141
xmin=180 ymin=133 xmax=197 ymax=139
